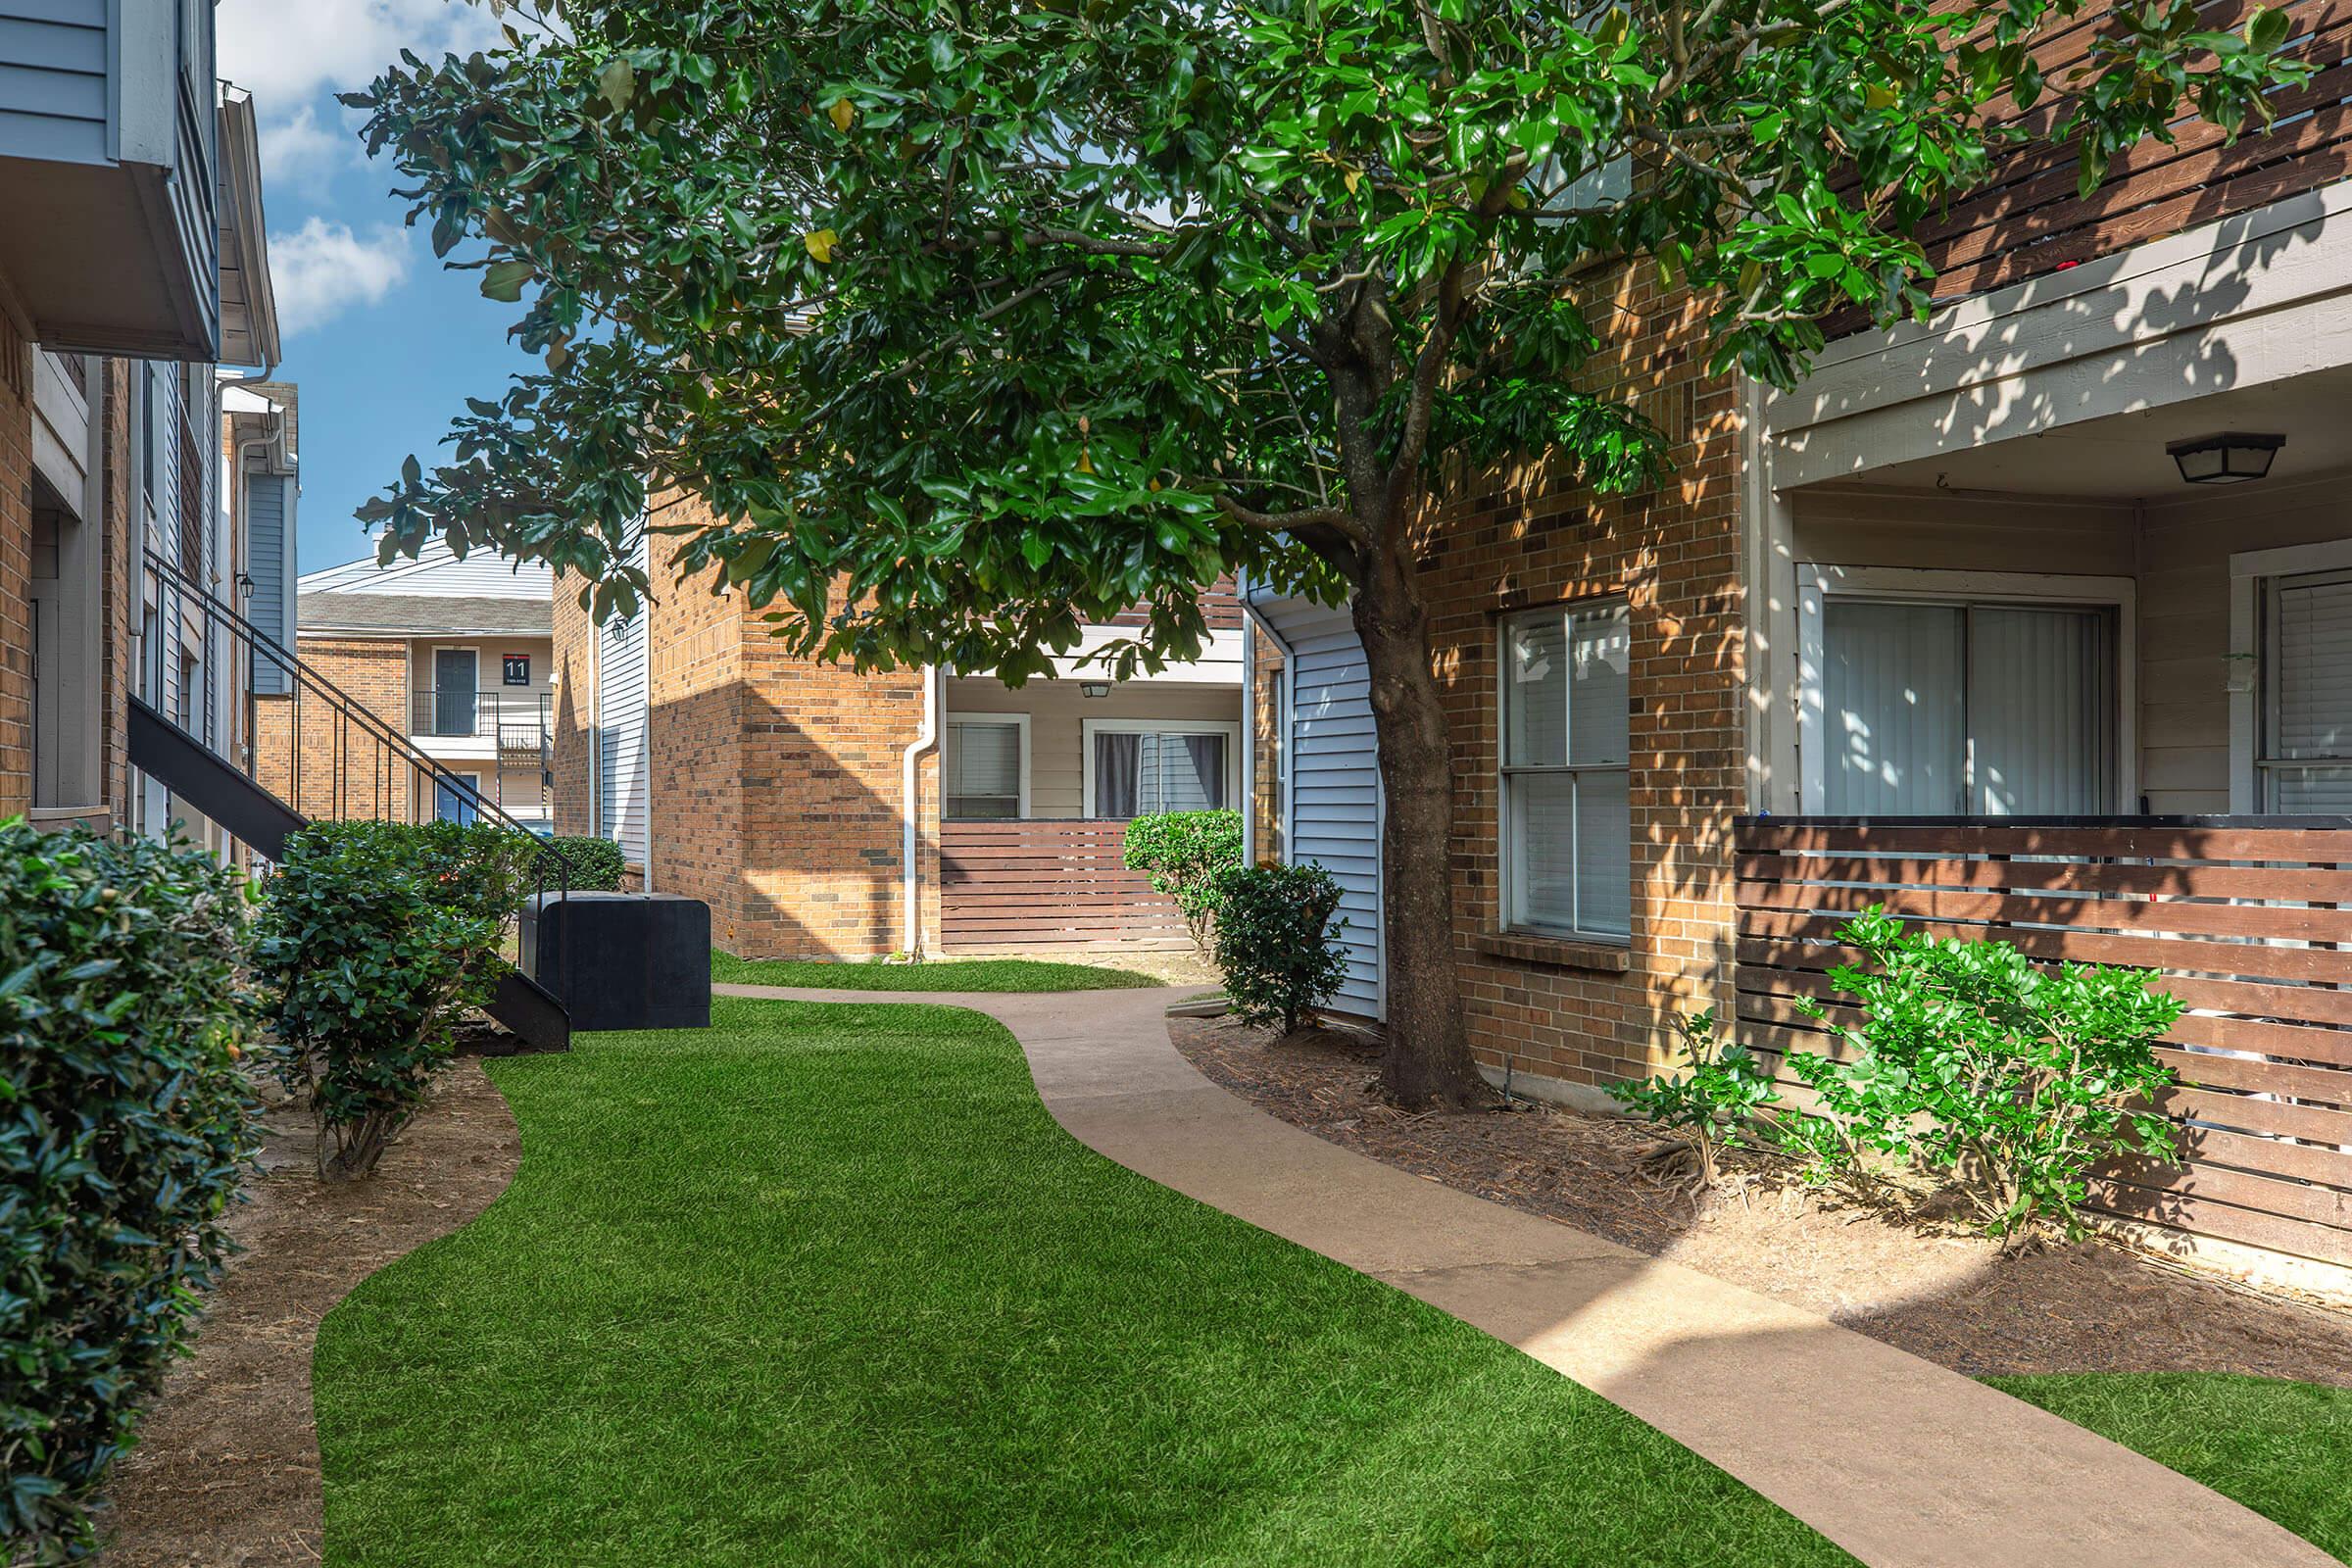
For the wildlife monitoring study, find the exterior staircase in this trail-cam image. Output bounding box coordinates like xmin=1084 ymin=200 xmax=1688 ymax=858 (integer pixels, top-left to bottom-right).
xmin=126 ymin=550 xmax=571 ymax=1052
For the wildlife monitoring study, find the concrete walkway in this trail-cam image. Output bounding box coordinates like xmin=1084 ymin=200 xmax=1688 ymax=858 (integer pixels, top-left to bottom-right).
xmin=715 ymin=981 xmax=2333 ymax=1568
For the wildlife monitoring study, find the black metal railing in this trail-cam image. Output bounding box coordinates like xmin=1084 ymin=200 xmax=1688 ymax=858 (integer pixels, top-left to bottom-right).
xmin=141 ymin=547 xmax=576 ymax=1009
xmin=409 ymin=688 xmax=553 ymax=747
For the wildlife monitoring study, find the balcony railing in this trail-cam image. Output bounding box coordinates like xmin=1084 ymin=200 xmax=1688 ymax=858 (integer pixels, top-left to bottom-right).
xmin=412 ymin=689 xmax=553 ymax=754
xmin=1737 ymin=814 xmax=2352 ymax=1272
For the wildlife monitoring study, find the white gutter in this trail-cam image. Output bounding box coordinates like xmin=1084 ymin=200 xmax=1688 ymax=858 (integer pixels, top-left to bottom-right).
xmin=901 ymin=664 xmax=942 ymax=956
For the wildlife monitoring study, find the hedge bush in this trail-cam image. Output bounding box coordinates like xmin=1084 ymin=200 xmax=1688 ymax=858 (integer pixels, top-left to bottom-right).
xmin=253 ymin=822 xmax=518 ymax=1181
xmin=1122 ymin=810 xmax=1244 ymax=955
xmin=0 ymin=821 xmax=256 ymax=1562
xmin=544 ymin=834 xmax=628 ymax=893
xmin=1210 ymin=860 xmax=1348 ymax=1035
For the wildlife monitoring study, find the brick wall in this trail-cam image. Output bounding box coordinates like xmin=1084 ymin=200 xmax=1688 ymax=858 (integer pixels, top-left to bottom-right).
xmin=1419 ymin=262 xmax=1743 ymax=1095
xmin=549 ymin=574 xmax=595 ymax=838
xmin=1248 ymin=621 xmax=1284 ymax=861
xmin=254 ymin=637 xmax=416 ymax=821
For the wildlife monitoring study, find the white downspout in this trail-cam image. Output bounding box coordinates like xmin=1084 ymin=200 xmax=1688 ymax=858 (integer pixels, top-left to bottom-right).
xmin=902 ymin=664 xmax=942 ymax=956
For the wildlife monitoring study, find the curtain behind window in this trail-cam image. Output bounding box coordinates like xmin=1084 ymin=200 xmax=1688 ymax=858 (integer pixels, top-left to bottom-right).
xmin=1094 ymin=731 xmax=1141 ymax=817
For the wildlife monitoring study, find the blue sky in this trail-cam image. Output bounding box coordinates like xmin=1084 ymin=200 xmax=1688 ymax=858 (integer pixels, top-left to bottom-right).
xmin=218 ymin=0 xmax=540 ymax=579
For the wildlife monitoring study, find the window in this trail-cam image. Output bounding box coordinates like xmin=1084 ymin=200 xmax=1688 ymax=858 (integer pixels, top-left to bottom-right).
xmin=1264 ymin=667 xmax=1287 ymax=854
xmin=2262 ymin=568 xmax=2352 ymax=811
xmin=1086 ymin=722 xmax=1234 ymax=818
xmin=504 ymin=653 xmax=532 ymax=686
xmin=436 ymin=773 xmax=482 ymax=826
xmin=946 ymin=716 xmax=1027 ymax=819
xmin=1819 ymin=598 xmax=2116 ymax=816
xmin=1499 ymin=601 xmax=1631 ymax=940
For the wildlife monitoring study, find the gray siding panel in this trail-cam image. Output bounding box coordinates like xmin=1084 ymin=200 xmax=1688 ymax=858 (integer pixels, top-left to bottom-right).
xmin=0 ymin=7 xmax=107 ymax=164
xmin=1271 ymin=607 xmax=1384 ymax=1018
xmin=246 ymin=474 xmax=289 ymax=693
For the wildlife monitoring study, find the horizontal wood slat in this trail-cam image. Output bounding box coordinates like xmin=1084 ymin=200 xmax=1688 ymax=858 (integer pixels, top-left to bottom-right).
xmin=1734 ymin=815 xmax=2352 ymax=1269
xmin=940 ymin=818 xmax=1187 ymax=950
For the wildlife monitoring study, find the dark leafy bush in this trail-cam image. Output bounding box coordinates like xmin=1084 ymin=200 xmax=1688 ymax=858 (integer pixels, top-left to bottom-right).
xmin=1 ymin=821 xmax=256 ymax=1562
xmin=544 ymin=834 xmax=627 ymax=893
xmin=1784 ymin=906 xmax=2181 ymax=1241
xmin=1609 ymin=909 xmax=2184 ymax=1243
xmin=1122 ymin=810 xmax=1243 ymax=955
xmin=252 ymin=822 xmax=514 ymax=1181
xmin=1211 ymin=860 xmax=1348 ymax=1035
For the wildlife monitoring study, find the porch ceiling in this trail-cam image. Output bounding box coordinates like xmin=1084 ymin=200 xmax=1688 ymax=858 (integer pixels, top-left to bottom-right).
xmin=1835 ymin=363 xmax=2352 ymax=501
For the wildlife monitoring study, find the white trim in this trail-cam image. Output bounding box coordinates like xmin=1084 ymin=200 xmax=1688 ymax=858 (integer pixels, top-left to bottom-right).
xmin=943 ymin=711 xmax=1032 ymax=820
xmin=1495 ymin=600 xmax=1634 ymax=945
xmin=1795 ymin=564 xmax=2138 ymax=814
xmin=2228 ymin=537 xmax=2352 ymax=812
xmin=1079 ymin=717 xmax=1242 ymax=817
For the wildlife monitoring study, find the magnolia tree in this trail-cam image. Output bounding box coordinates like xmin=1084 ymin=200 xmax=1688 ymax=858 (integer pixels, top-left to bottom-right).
xmin=349 ymin=0 xmax=2298 ymax=1103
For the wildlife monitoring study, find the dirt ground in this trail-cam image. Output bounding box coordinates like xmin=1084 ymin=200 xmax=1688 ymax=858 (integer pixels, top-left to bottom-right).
xmin=93 ymin=1062 xmax=520 ymax=1567
xmin=1171 ymin=1014 xmax=2352 ymax=1388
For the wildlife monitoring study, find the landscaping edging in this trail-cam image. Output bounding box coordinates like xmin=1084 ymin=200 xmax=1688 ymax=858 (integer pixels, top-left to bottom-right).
xmin=92 ymin=1063 xmax=521 ymax=1566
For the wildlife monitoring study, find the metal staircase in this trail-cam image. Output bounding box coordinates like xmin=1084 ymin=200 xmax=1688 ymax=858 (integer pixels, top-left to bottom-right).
xmin=127 ymin=549 xmax=572 ymax=1052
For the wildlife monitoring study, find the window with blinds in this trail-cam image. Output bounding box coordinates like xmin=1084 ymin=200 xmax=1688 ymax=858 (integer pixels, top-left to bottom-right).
xmin=2264 ymin=568 xmax=2352 ymax=812
xmin=1821 ymin=598 xmax=2115 ymax=817
xmin=946 ymin=719 xmax=1024 ymax=819
xmin=1500 ymin=600 xmax=1631 ymax=940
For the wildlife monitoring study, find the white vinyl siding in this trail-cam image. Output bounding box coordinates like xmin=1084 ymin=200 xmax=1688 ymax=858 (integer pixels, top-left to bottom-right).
xmin=1267 ymin=604 xmax=1383 ymax=1017
xmin=1821 ymin=598 xmax=2115 ymax=816
xmin=2264 ymin=568 xmax=2352 ymax=812
xmin=595 ymin=536 xmax=651 ymax=866
xmin=1500 ymin=602 xmax=1631 ymax=941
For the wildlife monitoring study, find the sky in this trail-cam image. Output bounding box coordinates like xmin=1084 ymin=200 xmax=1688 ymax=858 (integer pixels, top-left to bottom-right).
xmin=217 ymin=0 xmax=540 ymax=579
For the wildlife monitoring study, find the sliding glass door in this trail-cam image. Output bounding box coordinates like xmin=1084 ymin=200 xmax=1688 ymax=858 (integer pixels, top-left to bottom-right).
xmin=1821 ymin=598 xmax=2116 ymax=816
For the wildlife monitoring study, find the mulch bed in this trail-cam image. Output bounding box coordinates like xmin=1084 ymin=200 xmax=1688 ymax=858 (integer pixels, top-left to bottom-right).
xmin=93 ymin=1061 xmax=520 ymax=1566
xmin=1170 ymin=1014 xmax=2352 ymax=1388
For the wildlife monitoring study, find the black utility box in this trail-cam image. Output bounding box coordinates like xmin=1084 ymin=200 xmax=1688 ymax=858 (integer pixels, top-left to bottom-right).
xmin=519 ymin=892 xmax=711 ymax=1032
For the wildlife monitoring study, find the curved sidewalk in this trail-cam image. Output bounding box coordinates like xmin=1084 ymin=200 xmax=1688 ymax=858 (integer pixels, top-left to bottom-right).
xmin=715 ymin=981 xmax=2332 ymax=1568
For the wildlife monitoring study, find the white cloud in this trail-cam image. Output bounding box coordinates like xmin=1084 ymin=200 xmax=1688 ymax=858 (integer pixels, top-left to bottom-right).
xmin=258 ymin=104 xmax=352 ymax=197
xmin=269 ymin=218 xmax=414 ymax=337
xmin=217 ymin=0 xmax=505 ymax=109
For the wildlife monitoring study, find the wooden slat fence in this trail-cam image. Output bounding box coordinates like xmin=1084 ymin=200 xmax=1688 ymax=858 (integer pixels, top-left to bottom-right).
xmin=940 ymin=818 xmax=1190 ymax=951
xmin=1736 ymin=815 xmax=2352 ymax=1269
xmin=1826 ymin=0 xmax=2352 ymax=328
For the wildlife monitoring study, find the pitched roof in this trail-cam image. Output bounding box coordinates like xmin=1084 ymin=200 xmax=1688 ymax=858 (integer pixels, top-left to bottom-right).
xmin=300 ymin=536 xmax=555 ymax=600
xmin=299 ymin=593 xmax=552 ymax=637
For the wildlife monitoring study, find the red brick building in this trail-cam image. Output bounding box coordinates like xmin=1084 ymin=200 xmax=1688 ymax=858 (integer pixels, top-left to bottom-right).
xmin=553 ymin=511 xmax=1246 ymax=958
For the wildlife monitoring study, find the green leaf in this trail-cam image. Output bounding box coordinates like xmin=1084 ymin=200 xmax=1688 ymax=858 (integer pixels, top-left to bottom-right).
xmin=598 ymin=56 xmax=637 ymax=115
xmin=480 ymin=260 xmax=535 ymax=303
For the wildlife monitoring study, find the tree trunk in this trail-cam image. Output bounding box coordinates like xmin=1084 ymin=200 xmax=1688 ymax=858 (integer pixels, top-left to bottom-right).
xmin=1351 ymin=533 xmax=1485 ymax=1107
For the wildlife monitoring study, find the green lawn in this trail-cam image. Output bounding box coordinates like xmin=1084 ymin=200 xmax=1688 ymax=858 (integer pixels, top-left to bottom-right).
xmin=711 ymin=950 xmax=1164 ymax=991
xmin=313 ymin=999 xmax=1851 ymax=1567
xmin=1988 ymin=1373 xmax=2352 ymax=1562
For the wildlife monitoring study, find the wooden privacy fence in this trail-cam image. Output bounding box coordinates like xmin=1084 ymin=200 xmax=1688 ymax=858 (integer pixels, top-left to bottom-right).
xmin=939 ymin=819 xmax=1190 ymax=951
xmin=1736 ymin=816 xmax=2352 ymax=1270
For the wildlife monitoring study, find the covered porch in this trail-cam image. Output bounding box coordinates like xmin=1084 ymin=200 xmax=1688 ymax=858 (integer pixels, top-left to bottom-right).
xmin=934 ymin=628 xmax=1245 ymax=952
xmin=1747 ymin=318 xmax=2352 ymax=1280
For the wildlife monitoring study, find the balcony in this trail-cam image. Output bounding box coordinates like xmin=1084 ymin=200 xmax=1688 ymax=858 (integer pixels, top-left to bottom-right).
xmin=0 ymin=0 xmax=223 ymax=359
xmin=411 ymin=690 xmax=552 ymax=760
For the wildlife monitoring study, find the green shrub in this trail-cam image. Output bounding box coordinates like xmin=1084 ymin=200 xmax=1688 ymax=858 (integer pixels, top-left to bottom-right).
xmin=1122 ymin=810 xmax=1244 ymax=955
xmin=1783 ymin=906 xmax=2182 ymax=1242
xmin=545 ymin=834 xmax=627 ymax=893
xmin=1607 ymin=1008 xmax=1780 ymax=1188
xmin=1211 ymin=860 xmax=1348 ymax=1035
xmin=0 ymin=821 xmax=256 ymax=1562
xmin=252 ymin=822 xmax=512 ymax=1181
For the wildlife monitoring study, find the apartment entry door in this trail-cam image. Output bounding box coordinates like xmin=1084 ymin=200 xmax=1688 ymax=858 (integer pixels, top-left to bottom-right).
xmin=433 ymin=649 xmax=479 ymax=737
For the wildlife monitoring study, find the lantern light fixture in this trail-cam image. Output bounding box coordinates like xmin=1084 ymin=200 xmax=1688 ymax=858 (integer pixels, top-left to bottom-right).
xmin=2168 ymin=431 xmax=2284 ymax=485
